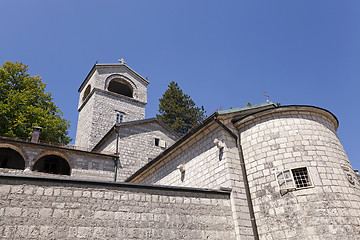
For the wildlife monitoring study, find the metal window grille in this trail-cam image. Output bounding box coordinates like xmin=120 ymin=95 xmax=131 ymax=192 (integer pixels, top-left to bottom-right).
xmin=276 ymin=167 xmax=312 ymax=192
xmin=292 ymin=167 xmax=311 ymax=188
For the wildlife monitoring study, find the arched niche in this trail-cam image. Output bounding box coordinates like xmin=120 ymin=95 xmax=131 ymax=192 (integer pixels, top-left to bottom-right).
xmin=32 ymin=154 xmax=71 ymax=175
xmin=82 ymin=84 xmax=91 ymax=101
xmin=105 ymin=75 xmax=137 ymax=99
xmin=108 ymin=79 xmax=133 ymax=98
xmin=0 ymin=147 xmax=26 ymax=170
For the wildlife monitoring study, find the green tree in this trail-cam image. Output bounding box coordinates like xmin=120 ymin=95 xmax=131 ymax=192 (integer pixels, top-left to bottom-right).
xmin=0 ymin=61 xmax=71 ymax=144
xmin=157 ymin=81 xmax=206 ymax=135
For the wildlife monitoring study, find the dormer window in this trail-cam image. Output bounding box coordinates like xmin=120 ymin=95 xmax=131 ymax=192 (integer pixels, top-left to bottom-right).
xmin=108 ymin=79 xmax=133 ymax=98
xmin=116 ymin=111 xmax=124 ymax=124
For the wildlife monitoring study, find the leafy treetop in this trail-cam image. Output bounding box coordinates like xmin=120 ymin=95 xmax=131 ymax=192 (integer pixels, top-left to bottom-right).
xmin=0 ymin=61 xmax=71 ymax=144
xmin=157 ymin=81 xmax=206 ymax=135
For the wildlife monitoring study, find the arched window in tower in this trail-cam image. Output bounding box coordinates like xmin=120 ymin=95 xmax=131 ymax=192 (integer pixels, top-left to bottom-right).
xmin=82 ymin=85 xmax=91 ymax=101
xmin=33 ymin=155 xmax=71 ymax=175
xmin=108 ymin=79 xmax=133 ymax=98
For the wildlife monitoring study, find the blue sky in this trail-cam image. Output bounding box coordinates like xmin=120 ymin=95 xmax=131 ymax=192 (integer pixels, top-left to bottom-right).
xmin=1 ymin=1 xmax=359 ymax=169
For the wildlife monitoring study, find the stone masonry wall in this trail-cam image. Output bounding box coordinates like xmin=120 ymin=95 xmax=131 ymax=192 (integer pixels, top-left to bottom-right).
xmin=87 ymin=91 xmax=146 ymax=149
xmin=0 ymin=175 xmax=235 ymax=239
xmin=75 ymin=90 xmax=146 ymax=149
xmin=237 ymin=107 xmax=360 ymax=240
xmin=97 ymin=122 xmax=178 ymax=182
xmin=131 ymin=122 xmax=255 ymax=240
xmin=133 ymin=123 xmax=231 ymax=189
xmin=75 ymin=93 xmax=95 ymax=148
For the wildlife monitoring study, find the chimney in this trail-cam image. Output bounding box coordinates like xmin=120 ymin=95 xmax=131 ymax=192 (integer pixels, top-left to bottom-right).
xmin=31 ymin=126 xmax=42 ymax=143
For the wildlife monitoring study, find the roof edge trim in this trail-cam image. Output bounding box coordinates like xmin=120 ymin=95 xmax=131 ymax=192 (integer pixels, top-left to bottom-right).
xmin=233 ymin=105 xmax=339 ymax=130
xmin=78 ymin=63 xmax=149 ymax=92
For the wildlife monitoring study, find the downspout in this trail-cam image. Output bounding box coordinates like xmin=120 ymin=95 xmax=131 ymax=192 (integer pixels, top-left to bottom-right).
xmin=114 ymin=126 xmax=120 ymax=182
xmin=213 ymin=116 xmax=259 ymax=240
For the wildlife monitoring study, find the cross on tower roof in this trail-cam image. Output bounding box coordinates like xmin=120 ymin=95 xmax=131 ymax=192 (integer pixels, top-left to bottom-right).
xmin=118 ymin=58 xmax=126 ymax=64
xmin=264 ymin=92 xmax=270 ymax=103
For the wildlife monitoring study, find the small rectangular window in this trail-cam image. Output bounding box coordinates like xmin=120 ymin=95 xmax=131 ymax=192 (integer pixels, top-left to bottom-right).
xmin=115 ymin=111 xmax=124 ymax=124
xmin=155 ymin=138 xmax=160 ymax=146
xmin=276 ymin=167 xmax=312 ymax=192
xmin=219 ymin=148 xmax=224 ymax=161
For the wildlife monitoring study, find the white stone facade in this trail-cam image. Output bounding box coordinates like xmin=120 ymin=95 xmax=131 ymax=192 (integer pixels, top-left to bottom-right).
xmin=75 ymin=64 xmax=148 ymax=149
xmin=236 ymin=107 xmax=360 ymax=240
xmin=130 ymin=121 xmax=255 ymax=240
xmin=130 ymin=104 xmax=360 ymax=240
xmin=95 ymin=119 xmax=178 ymax=181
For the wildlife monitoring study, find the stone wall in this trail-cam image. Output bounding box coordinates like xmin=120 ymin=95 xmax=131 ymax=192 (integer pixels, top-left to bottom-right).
xmin=130 ymin=121 xmax=255 ymax=240
xmin=74 ymin=90 xmax=95 ymax=148
xmin=87 ymin=90 xmax=146 ymax=149
xmin=97 ymin=121 xmax=178 ymax=181
xmin=133 ymin=123 xmax=231 ymax=189
xmin=237 ymin=107 xmax=360 ymax=240
xmin=0 ymin=174 xmax=235 ymax=239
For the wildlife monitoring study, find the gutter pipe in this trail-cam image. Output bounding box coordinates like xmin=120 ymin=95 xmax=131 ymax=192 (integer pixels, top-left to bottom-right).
xmin=114 ymin=126 xmax=120 ymax=182
xmin=213 ymin=116 xmax=259 ymax=240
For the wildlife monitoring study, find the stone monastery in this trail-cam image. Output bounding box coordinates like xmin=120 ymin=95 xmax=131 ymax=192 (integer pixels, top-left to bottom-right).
xmin=0 ymin=62 xmax=359 ymax=240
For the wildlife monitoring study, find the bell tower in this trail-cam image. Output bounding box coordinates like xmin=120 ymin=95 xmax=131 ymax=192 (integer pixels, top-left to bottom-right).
xmin=75 ymin=62 xmax=149 ymax=149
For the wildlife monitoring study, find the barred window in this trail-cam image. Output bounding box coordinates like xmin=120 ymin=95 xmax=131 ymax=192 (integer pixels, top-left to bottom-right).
xmin=292 ymin=167 xmax=311 ymax=188
xmin=276 ymin=167 xmax=312 ymax=192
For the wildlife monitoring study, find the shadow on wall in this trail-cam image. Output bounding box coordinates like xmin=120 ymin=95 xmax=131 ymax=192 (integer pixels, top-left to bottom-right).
xmin=0 ymin=148 xmax=25 ymax=170
xmin=32 ymin=155 xmax=71 ymax=175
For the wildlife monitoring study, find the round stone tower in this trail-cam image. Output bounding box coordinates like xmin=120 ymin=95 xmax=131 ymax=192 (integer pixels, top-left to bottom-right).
xmin=234 ymin=106 xmax=360 ymax=240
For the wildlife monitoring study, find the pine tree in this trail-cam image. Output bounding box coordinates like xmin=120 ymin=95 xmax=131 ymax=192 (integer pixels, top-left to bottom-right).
xmin=157 ymin=81 xmax=205 ymax=135
xmin=0 ymin=61 xmax=71 ymax=144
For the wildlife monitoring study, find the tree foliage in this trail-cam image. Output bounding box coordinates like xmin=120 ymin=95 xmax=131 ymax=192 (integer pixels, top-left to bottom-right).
xmin=0 ymin=61 xmax=71 ymax=144
xmin=157 ymin=81 xmax=206 ymax=135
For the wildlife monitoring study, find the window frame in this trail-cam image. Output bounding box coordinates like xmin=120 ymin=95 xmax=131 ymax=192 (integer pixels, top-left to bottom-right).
xmin=115 ymin=111 xmax=124 ymax=124
xmin=276 ymin=167 xmax=313 ymax=192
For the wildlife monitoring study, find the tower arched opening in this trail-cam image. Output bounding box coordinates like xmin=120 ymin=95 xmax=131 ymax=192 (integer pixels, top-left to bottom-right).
xmin=0 ymin=148 xmax=25 ymax=170
xmin=108 ymin=79 xmax=133 ymax=98
xmin=32 ymin=155 xmax=70 ymax=175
